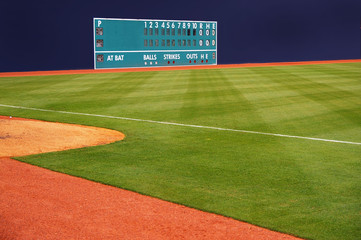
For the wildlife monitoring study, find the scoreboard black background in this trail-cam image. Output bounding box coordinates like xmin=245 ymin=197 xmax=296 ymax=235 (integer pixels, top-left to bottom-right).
xmin=1 ymin=0 xmax=360 ymax=72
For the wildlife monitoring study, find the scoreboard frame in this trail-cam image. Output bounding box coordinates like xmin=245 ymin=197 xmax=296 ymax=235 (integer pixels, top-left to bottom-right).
xmin=93 ymin=18 xmax=217 ymax=69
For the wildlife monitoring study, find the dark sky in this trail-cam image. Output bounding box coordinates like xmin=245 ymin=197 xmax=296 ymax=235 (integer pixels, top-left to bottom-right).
xmin=1 ymin=0 xmax=360 ymax=72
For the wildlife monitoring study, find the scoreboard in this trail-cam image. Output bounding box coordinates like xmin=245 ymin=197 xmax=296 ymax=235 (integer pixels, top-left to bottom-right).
xmin=93 ymin=18 xmax=217 ymax=69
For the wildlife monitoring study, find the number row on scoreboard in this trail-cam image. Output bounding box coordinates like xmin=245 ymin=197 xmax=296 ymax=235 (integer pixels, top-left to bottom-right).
xmin=144 ymin=21 xmax=216 ymax=30
xmin=95 ymin=39 xmax=216 ymax=48
xmin=144 ymin=28 xmax=215 ymax=37
xmin=144 ymin=39 xmax=216 ymax=47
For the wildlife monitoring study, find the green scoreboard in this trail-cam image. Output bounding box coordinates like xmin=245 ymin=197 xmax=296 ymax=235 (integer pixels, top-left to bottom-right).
xmin=93 ymin=18 xmax=217 ymax=69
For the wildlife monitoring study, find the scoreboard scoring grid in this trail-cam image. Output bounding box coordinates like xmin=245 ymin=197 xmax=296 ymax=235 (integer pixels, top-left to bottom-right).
xmin=93 ymin=18 xmax=217 ymax=69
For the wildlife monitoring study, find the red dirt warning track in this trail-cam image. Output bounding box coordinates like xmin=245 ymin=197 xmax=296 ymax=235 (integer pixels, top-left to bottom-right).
xmin=0 ymin=59 xmax=360 ymax=77
xmin=0 ymin=116 xmax=303 ymax=239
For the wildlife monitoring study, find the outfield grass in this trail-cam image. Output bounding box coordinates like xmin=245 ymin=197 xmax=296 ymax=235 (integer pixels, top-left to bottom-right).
xmin=1 ymin=62 xmax=360 ymax=240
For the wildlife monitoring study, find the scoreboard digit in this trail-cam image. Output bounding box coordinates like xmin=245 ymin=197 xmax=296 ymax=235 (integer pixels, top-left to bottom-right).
xmin=93 ymin=18 xmax=217 ymax=69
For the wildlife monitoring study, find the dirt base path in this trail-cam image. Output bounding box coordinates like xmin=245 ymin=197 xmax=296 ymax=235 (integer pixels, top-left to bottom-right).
xmin=0 ymin=116 xmax=302 ymax=239
xmin=0 ymin=116 xmax=124 ymax=157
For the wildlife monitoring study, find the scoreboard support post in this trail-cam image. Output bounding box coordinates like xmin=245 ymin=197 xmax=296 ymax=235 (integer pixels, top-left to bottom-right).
xmin=93 ymin=18 xmax=217 ymax=69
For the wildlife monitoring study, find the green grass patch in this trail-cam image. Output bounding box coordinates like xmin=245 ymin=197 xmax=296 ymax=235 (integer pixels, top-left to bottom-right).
xmin=1 ymin=63 xmax=360 ymax=240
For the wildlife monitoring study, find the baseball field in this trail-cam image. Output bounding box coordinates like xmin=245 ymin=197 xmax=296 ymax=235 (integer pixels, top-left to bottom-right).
xmin=0 ymin=60 xmax=360 ymax=239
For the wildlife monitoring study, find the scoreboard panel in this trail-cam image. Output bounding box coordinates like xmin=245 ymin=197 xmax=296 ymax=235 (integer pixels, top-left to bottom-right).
xmin=93 ymin=18 xmax=217 ymax=69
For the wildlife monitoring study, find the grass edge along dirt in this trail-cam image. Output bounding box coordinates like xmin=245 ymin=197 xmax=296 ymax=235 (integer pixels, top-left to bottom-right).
xmin=1 ymin=62 xmax=360 ymax=240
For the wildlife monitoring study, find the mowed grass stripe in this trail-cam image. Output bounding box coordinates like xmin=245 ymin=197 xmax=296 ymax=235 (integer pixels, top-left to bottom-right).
xmin=1 ymin=103 xmax=360 ymax=146
xmin=241 ymin=65 xmax=360 ymax=140
xmin=0 ymin=62 xmax=360 ymax=240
